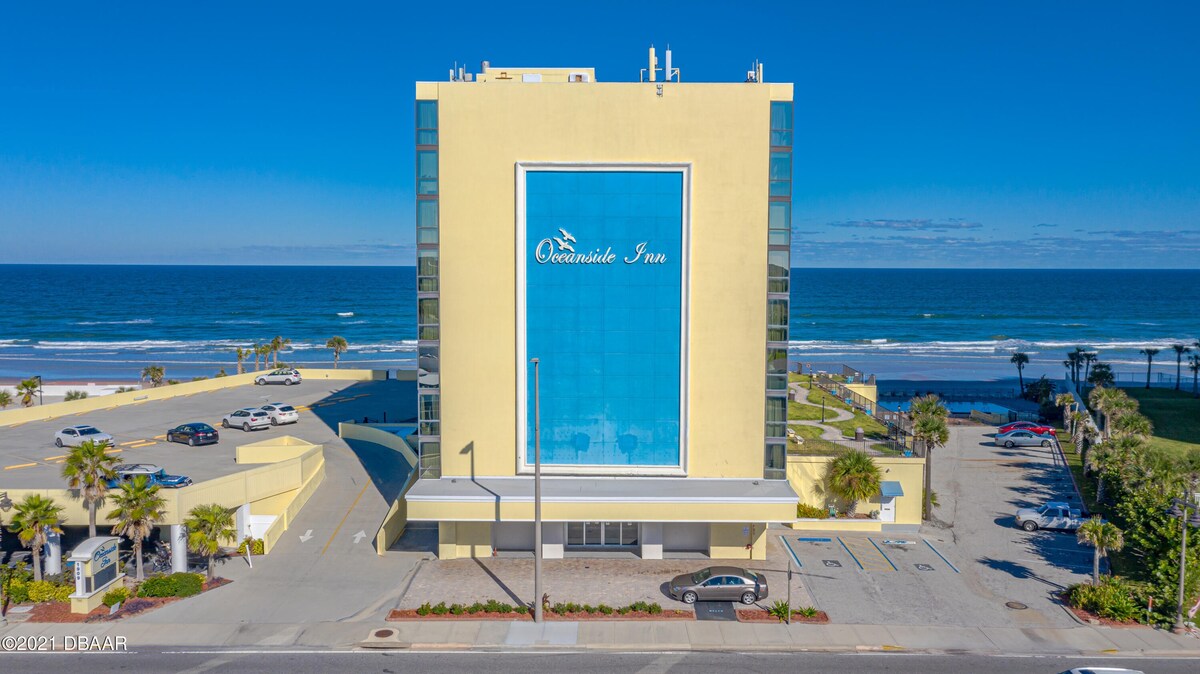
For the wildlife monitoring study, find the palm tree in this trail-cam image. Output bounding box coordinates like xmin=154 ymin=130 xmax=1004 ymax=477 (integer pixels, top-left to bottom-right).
xmin=1110 ymin=411 xmax=1153 ymax=440
xmin=1064 ymin=347 xmax=1087 ymax=385
xmin=1171 ymin=344 xmax=1190 ymax=391
xmin=912 ymin=414 xmax=950 ymax=520
xmin=107 ymin=475 xmax=167 ymax=581
xmin=140 ymin=364 xmax=165 ymax=388
xmin=1189 ymin=354 xmax=1200 ymax=399
xmin=1089 ymin=435 xmax=1142 ymax=503
xmin=269 ymin=336 xmax=292 ymax=368
xmin=61 ymin=440 xmax=120 ymax=538
xmin=0 ymin=389 xmax=11 ymax=409
xmin=15 ymin=377 xmax=39 ymax=407
xmin=7 ymin=494 xmax=65 ymax=582
xmin=185 ymin=504 xmax=235 ymax=581
xmin=1082 ymin=352 xmax=1097 ymax=386
xmin=1076 ymin=517 xmax=1123 ymax=586
xmin=908 ymin=394 xmax=948 ymax=420
xmin=1089 ymin=386 xmax=1129 ymax=440
xmin=1055 ymin=393 xmax=1075 ymax=430
xmin=1010 ymin=352 xmax=1030 ymax=393
xmin=325 ymin=336 xmax=349 ymax=369
xmin=235 ymin=347 xmax=249 ymax=375
xmin=1139 ymin=348 xmax=1159 ymax=389
xmin=252 ymin=343 xmax=269 ymax=371
xmin=1088 ymin=362 xmax=1115 ymax=389
xmin=824 ymin=450 xmax=882 ymax=515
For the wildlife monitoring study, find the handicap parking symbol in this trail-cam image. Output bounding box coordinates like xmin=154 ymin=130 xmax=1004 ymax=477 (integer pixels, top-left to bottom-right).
xmin=915 ymin=563 xmax=935 ymax=571
xmin=822 ymin=560 xmax=842 ymax=568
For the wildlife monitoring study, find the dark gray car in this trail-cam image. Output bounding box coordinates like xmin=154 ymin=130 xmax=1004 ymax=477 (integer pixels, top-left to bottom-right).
xmin=668 ymin=566 xmax=768 ymax=605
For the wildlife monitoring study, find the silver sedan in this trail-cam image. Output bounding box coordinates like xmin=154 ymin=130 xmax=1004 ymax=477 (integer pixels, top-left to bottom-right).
xmin=994 ymin=429 xmax=1054 ymax=448
xmin=54 ymin=425 xmax=113 ymax=448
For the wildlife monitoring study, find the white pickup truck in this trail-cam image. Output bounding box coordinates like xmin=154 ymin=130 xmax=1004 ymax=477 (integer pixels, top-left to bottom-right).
xmin=1015 ymin=501 xmax=1088 ymax=532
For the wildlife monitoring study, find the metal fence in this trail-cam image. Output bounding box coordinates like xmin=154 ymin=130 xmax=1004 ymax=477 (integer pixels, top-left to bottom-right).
xmin=811 ymin=373 xmax=916 ymax=456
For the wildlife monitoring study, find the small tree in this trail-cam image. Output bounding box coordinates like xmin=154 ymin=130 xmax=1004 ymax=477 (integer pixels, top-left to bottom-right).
xmin=1189 ymin=355 xmax=1200 ymax=399
xmin=1139 ymin=348 xmax=1159 ymax=389
xmin=185 ymin=504 xmax=236 ymax=581
xmin=1087 ymin=362 xmax=1115 ymax=389
xmin=824 ymin=450 xmax=882 ymax=515
xmin=269 ymin=335 xmax=292 ymax=368
xmin=0 ymin=389 xmax=11 ymax=409
xmin=1010 ymin=352 xmax=1030 ymax=393
xmin=235 ymin=347 xmax=249 ymax=375
xmin=1076 ymin=517 xmax=1124 ymax=586
xmin=15 ymin=378 xmax=39 ymax=407
xmin=1055 ymin=393 xmax=1075 ymax=428
xmin=912 ymin=414 xmax=950 ymax=520
xmin=107 ymin=476 xmax=167 ymax=581
xmin=1110 ymin=411 xmax=1153 ymax=440
xmin=62 ymin=439 xmax=120 ymax=538
xmin=325 ymin=335 xmax=349 ymax=368
xmin=8 ymin=494 xmax=65 ymax=582
xmin=1171 ymin=344 xmax=1191 ymax=391
xmin=64 ymin=390 xmax=88 ymax=401
xmin=140 ymin=364 xmax=166 ymax=388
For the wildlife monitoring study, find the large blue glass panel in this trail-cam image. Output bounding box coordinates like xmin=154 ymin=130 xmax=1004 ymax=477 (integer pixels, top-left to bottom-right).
xmin=525 ymin=170 xmax=683 ymax=467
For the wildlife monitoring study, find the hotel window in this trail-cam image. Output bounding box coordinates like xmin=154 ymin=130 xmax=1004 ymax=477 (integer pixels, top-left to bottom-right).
xmin=764 ymin=100 xmax=793 ymax=480
xmin=416 ymin=98 xmax=440 ymax=478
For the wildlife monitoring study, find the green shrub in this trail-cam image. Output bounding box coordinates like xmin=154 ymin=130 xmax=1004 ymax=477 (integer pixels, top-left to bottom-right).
xmin=647 ymin=602 xmax=662 ymax=615
xmin=64 ymin=390 xmax=88 ymax=401
xmin=767 ymin=600 xmax=791 ymax=622
xmin=581 ymin=604 xmax=594 ymax=614
xmin=6 ymin=580 xmax=31 ymax=605
xmin=27 ymin=580 xmax=72 ymax=603
xmin=102 ymin=586 xmax=130 ymax=607
xmin=429 ymin=602 xmax=449 ymax=615
xmin=597 ymin=604 xmax=613 ymax=615
xmin=795 ymin=606 xmax=820 ymax=618
xmin=137 ymin=572 xmax=204 ymax=598
xmin=416 ymin=602 xmax=432 ymax=616
xmin=1066 ymin=578 xmax=1145 ymax=623
xmin=449 ymin=603 xmax=465 ymax=615
xmin=515 ymin=605 xmax=529 ymax=614
xmin=237 ymin=538 xmax=265 ymax=555
xmin=796 ymin=503 xmax=828 ymax=519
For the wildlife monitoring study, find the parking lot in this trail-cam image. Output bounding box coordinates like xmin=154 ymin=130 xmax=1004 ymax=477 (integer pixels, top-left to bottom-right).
xmin=0 ymin=378 xmax=409 ymax=489
xmin=787 ymin=424 xmax=1090 ymax=628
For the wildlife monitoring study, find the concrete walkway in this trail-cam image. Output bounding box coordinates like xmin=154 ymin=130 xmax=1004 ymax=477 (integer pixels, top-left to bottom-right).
xmin=787 ymin=383 xmax=853 ymax=442
xmin=4 ymin=617 xmax=1198 ymax=657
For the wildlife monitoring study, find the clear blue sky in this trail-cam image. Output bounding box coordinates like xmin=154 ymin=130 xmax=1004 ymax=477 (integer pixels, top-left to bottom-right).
xmin=1 ymin=1 xmax=1196 ymax=267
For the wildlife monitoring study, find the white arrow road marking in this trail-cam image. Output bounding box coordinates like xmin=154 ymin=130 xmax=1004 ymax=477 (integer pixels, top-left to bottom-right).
xmin=299 ymin=530 xmax=313 ymax=543
xmin=352 ymin=530 xmax=367 ymax=544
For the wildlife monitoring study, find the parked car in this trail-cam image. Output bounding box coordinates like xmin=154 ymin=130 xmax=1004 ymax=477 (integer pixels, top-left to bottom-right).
xmin=1015 ymin=501 xmax=1089 ymax=532
xmin=106 ymin=463 xmax=192 ymax=489
xmin=999 ymin=421 xmax=1056 ymax=436
xmin=258 ymin=402 xmax=299 ymax=426
xmin=222 ymin=408 xmax=271 ymax=431
xmin=166 ymin=422 xmax=219 ymax=446
xmin=994 ymin=428 xmax=1055 ymax=448
xmin=54 ymin=425 xmax=113 ymax=448
xmin=255 ymin=368 xmax=302 ymax=386
xmin=1056 ymin=668 xmax=1144 ymax=674
xmin=668 ymin=566 xmax=769 ymax=605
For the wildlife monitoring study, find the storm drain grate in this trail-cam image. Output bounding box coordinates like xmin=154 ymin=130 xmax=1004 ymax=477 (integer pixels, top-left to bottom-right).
xmin=1005 ymin=601 xmax=1028 ymax=610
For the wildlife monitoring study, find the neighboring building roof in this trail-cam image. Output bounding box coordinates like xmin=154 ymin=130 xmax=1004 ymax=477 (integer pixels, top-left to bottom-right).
xmin=407 ymin=475 xmax=797 ymax=505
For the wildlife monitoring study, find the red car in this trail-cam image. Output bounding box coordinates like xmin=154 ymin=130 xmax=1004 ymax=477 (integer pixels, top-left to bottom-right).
xmin=999 ymin=421 xmax=1056 ymax=436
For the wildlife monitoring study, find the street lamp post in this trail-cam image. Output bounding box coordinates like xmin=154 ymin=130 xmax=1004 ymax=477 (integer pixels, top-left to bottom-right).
xmin=1168 ymin=476 xmax=1200 ymax=634
xmin=821 ymin=393 xmax=826 ymax=423
xmin=531 ymin=358 xmax=543 ymax=623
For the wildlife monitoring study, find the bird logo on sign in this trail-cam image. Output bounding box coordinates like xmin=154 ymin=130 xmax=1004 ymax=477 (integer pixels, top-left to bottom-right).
xmin=552 ymin=228 xmax=577 ymax=252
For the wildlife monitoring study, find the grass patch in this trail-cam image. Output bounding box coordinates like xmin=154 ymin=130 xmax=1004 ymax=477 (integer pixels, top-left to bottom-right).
xmin=787 ymin=425 xmax=845 ymax=456
xmin=1119 ymin=388 xmax=1200 ymax=458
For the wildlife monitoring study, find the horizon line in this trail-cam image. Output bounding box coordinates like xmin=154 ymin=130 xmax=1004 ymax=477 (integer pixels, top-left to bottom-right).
xmin=0 ymin=263 xmax=1198 ymax=272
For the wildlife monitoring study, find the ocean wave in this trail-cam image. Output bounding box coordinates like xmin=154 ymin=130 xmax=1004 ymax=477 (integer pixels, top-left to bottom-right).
xmin=73 ymin=319 xmax=155 ymax=326
xmin=789 ymin=337 xmax=1198 ymax=355
xmin=213 ymin=320 xmax=264 ymax=325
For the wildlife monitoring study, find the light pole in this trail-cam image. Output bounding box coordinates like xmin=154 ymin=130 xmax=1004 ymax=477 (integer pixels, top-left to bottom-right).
xmin=1167 ymin=475 xmax=1200 ymax=634
xmin=531 ymin=358 xmax=543 ymax=623
xmin=821 ymin=393 xmax=826 ymax=423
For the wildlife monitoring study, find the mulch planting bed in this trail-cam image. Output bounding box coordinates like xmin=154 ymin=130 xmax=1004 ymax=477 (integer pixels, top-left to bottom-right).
xmin=23 ymin=578 xmax=232 ymax=623
xmin=1063 ymin=603 xmax=1145 ymax=628
xmin=736 ymin=609 xmax=830 ymax=624
xmin=387 ymin=609 xmax=693 ymax=621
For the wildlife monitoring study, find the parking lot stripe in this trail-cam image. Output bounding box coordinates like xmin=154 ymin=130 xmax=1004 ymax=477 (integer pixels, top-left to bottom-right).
xmin=129 ymin=442 xmax=157 ymax=448
xmin=119 ymin=440 xmax=142 ymax=446
xmin=837 ymin=537 xmax=864 ymax=569
xmin=4 ymin=462 xmax=37 ymax=470
xmin=923 ymin=539 xmax=960 ymax=573
xmin=43 ymin=454 xmax=66 ymax=461
xmin=839 ymin=537 xmax=894 ymax=571
xmin=153 ymin=435 xmax=167 ymax=440
xmin=868 ymin=538 xmax=898 ymax=571
xmin=782 ymin=538 xmax=804 ymax=568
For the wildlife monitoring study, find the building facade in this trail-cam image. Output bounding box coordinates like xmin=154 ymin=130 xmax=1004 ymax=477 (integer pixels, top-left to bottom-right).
xmin=407 ymin=60 xmax=798 ymax=560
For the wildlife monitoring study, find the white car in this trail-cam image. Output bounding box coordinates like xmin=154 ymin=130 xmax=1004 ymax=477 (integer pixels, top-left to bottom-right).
xmin=221 ymin=408 xmax=271 ymax=431
xmin=55 ymin=425 xmax=114 ymax=448
xmin=258 ymin=403 xmax=298 ymax=426
xmin=255 ymin=368 xmax=302 ymax=386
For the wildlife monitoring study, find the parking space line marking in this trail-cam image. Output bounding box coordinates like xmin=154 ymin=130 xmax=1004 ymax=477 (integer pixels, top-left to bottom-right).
xmin=796 ymin=537 xmax=832 ymax=542
xmin=129 ymin=442 xmax=157 ymax=448
xmin=119 ymin=440 xmax=142 ymax=446
xmin=153 ymin=435 xmax=167 ymax=440
xmin=868 ymin=538 xmax=898 ymax=571
xmin=43 ymin=454 xmax=66 ymax=461
xmin=322 ymin=482 xmax=370 ymax=555
xmin=839 ymin=537 xmax=894 ymax=571
xmin=923 ymin=539 xmax=960 ymax=573
xmin=837 ymin=537 xmax=864 ymax=570
xmin=105 ymin=448 xmax=123 ymax=454
xmin=4 ymin=462 xmax=37 ymax=470
xmin=782 ymin=538 xmax=804 ymax=568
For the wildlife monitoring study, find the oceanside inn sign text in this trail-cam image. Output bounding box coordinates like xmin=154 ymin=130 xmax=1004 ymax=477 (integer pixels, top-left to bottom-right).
xmin=535 ymin=228 xmax=667 ymax=265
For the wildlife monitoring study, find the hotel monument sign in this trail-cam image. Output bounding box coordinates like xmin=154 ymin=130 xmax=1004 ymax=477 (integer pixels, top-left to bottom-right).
xmin=534 ymin=228 xmax=667 ymax=266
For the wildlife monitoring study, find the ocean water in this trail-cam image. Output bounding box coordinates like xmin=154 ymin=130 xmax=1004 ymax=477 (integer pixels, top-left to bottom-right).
xmin=0 ymin=265 xmax=1195 ymax=382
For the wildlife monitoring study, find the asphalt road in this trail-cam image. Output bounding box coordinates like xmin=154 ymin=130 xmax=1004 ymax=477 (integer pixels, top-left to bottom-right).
xmin=0 ymin=650 xmax=1184 ymax=673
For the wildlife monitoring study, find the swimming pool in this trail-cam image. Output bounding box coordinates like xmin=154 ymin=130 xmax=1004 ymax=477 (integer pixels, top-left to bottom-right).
xmin=880 ymin=401 xmax=1014 ymax=415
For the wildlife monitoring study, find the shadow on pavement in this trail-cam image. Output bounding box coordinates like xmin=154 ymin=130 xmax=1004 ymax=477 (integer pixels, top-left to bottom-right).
xmin=978 ymin=556 xmax=1068 ymax=591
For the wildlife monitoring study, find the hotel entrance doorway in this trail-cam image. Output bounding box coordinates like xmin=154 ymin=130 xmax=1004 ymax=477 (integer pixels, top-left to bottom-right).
xmin=565 ymin=522 xmax=639 ymax=548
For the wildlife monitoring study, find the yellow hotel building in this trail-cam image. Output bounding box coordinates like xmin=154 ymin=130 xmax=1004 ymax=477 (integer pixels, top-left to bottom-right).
xmin=406 ymin=55 xmax=798 ymax=560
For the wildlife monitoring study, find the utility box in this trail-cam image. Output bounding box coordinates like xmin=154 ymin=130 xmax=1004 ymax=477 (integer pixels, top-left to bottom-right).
xmin=68 ymin=536 xmax=124 ymax=614
xmin=855 ymin=427 xmax=865 ymax=441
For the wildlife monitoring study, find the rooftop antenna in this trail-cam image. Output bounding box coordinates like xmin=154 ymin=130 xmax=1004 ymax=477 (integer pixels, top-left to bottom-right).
xmin=664 ymin=46 xmax=673 ymax=82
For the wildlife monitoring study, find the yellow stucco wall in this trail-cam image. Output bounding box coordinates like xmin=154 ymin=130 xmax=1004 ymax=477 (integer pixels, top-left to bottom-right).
xmin=426 ymin=80 xmax=791 ymax=481
xmin=709 ymin=522 xmax=767 ymax=560
xmin=787 ymin=454 xmax=925 ymax=525
xmin=438 ymin=521 xmax=495 ymax=559
xmin=408 ymin=498 xmax=793 ymax=524
xmin=844 ymin=383 xmax=878 ymax=404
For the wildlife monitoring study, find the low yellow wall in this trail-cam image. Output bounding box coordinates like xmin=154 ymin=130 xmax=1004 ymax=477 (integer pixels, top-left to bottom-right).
xmin=787 ymin=454 xmax=925 ymax=525
xmin=375 ymin=470 xmax=418 ymax=555
xmin=0 ymin=369 xmax=388 ymax=428
xmin=338 ymin=422 xmax=418 ymax=467
xmin=709 ymin=523 xmax=767 ymax=560
xmin=70 ymin=574 xmax=124 ymax=615
xmin=844 ymin=383 xmax=878 ymax=404
xmin=236 ymin=435 xmax=322 ymax=464
xmin=788 ymin=519 xmax=883 ymax=532
xmin=438 ymin=521 xmax=494 ymax=559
